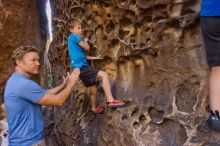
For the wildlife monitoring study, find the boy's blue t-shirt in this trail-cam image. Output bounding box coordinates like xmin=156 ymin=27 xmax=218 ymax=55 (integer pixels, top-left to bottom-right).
xmin=201 ymin=0 xmax=220 ymax=16
xmin=67 ymin=33 xmax=88 ymax=69
xmin=4 ymin=73 xmax=46 ymax=146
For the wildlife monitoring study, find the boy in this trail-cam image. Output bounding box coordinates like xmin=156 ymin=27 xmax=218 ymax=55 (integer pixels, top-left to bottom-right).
xmin=67 ymin=19 xmax=126 ymax=114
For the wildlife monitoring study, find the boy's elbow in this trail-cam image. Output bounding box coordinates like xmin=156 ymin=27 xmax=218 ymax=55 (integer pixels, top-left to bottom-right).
xmin=86 ymin=46 xmax=90 ymax=51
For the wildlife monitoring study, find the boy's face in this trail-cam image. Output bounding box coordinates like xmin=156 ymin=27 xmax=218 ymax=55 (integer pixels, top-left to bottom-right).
xmin=70 ymin=23 xmax=83 ymax=37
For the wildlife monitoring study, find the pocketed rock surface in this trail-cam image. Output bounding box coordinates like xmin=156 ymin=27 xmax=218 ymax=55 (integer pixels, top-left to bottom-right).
xmin=44 ymin=0 xmax=220 ymax=146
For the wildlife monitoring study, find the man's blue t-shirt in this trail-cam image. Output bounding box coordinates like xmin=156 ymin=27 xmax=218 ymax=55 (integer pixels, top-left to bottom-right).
xmin=67 ymin=33 xmax=88 ymax=69
xmin=201 ymin=0 xmax=220 ymax=16
xmin=4 ymin=73 xmax=46 ymax=146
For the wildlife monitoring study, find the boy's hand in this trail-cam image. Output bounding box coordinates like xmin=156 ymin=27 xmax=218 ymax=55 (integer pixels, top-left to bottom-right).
xmin=83 ymin=38 xmax=89 ymax=42
xmin=96 ymin=55 xmax=104 ymax=60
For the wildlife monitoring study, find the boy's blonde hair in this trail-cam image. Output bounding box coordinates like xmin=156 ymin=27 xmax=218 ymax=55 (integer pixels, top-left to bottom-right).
xmin=69 ymin=19 xmax=83 ymax=28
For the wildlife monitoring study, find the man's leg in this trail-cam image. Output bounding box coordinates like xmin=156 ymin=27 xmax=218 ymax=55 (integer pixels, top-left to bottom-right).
xmin=209 ymin=67 xmax=220 ymax=112
xmin=97 ymin=71 xmax=114 ymax=102
xmin=90 ymin=85 xmax=97 ymax=111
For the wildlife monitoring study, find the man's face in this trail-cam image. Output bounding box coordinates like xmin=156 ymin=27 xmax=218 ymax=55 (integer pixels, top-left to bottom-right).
xmin=70 ymin=23 xmax=83 ymax=37
xmin=16 ymin=52 xmax=40 ymax=76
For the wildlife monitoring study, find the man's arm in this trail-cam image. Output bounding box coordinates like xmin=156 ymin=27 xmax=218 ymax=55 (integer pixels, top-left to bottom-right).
xmin=78 ymin=38 xmax=90 ymax=51
xmin=38 ymin=69 xmax=80 ymax=106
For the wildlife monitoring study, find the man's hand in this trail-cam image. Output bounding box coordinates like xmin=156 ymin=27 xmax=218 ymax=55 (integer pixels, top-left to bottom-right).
xmin=60 ymin=76 xmax=68 ymax=88
xmin=67 ymin=68 xmax=80 ymax=84
xmin=38 ymin=68 xmax=81 ymax=106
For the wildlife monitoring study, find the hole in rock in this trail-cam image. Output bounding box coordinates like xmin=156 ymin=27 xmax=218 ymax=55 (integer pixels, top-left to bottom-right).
xmin=139 ymin=114 xmax=147 ymax=123
xmin=158 ymin=119 xmax=187 ymax=146
xmin=153 ymin=16 xmax=166 ymax=22
xmin=131 ymin=107 xmax=139 ymax=117
xmin=140 ymin=43 xmax=145 ymax=48
xmin=106 ymin=21 xmax=115 ymax=34
xmin=121 ymin=114 xmax=128 ymax=120
xmin=119 ymin=30 xmax=130 ymax=39
xmin=182 ymin=9 xmax=196 ymax=15
xmin=133 ymin=121 xmax=140 ymax=129
xmin=125 ymin=10 xmax=136 ymax=16
xmin=120 ymin=17 xmax=132 ymax=27
xmin=148 ymin=107 xmax=164 ymax=123
xmin=107 ymin=13 xmax=111 ymax=18
xmin=70 ymin=7 xmax=85 ymax=16
xmin=176 ymin=75 xmax=200 ymax=113
xmin=109 ymin=39 xmax=119 ymax=48
xmin=154 ymin=4 xmax=167 ymax=11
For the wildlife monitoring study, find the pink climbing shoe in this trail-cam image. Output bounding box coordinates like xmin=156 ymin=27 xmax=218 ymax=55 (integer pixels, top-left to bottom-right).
xmin=107 ymin=99 xmax=126 ymax=108
xmin=91 ymin=106 xmax=105 ymax=114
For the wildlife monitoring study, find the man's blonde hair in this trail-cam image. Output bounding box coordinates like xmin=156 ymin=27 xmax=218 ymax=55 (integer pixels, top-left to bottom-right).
xmin=12 ymin=46 xmax=40 ymax=66
xmin=69 ymin=19 xmax=83 ymax=29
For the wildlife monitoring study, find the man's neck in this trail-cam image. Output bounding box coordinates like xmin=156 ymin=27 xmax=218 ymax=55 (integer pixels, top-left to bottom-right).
xmin=15 ymin=67 xmax=31 ymax=78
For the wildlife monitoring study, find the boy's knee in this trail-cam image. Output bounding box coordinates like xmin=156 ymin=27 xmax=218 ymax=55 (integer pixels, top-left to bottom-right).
xmin=99 ymin=71 xmax=108 ymax=78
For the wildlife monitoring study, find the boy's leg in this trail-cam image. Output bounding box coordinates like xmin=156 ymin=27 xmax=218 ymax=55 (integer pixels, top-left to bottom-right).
xmin=79 ymin=66 xmax=105 ymax=113
xmin=97 ymin=70 xmax=126 ymax=108
xmin=97 ymin=71 xmax=114 ymax=102
xmin=90 ymin=85 xmax=97 ymax=111
xmin=209 ymin=67 xmax=220 ymax=112
xmin=90 ymin=84 xmax=104 ymax=114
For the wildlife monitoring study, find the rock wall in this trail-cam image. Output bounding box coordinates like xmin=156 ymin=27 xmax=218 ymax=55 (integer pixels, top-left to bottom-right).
xmin=0 ymin=0 xmax=45 ymax=107
xmin=45 ymin=0 xmax=220 ymax=146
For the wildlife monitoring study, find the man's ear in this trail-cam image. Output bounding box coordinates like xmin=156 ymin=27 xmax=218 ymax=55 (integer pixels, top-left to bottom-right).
xmin=15 ymin=59 xmax=22 ymax=66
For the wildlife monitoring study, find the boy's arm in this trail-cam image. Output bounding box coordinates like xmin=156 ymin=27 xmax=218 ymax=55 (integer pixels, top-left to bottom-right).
xmin=79 ymin=38 xmax=90 ymax=51
xmin=86 ymin=55 xmax=104 ymax=60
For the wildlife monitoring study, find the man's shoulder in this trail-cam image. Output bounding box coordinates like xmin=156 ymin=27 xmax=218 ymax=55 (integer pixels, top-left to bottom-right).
xmin=8 ymin=73 xmax=30 ymax=83
xmin=5 ymin=75 xmax=29 ymax=98
xmin=6 ymin=74 xmax=37 ymax=91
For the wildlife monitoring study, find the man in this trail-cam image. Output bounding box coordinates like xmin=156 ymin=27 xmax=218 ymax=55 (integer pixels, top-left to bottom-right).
xmin=4 ymin=46 xmax=80 ymax=146
xmin=200 ymin=0 xmax=220 ymax=131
